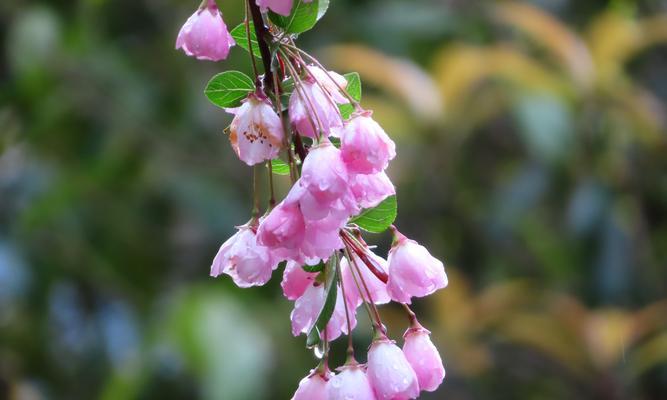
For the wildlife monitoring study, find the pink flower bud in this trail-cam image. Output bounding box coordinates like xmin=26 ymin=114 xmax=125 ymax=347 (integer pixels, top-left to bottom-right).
xmin=341 ymin=252 xmax=390 ymax=307
xmin=257 ymin=201 xmax=306 ymax=251
xmin=281 ymin=261 xmax=317 ymax=301
xmin=403 ymin=328 xmax=445 ymax=392
xmin=350 ymin=172 xmax=395 ymax=209
xmin=291 ymin=371 xmax=328 ymax=400
xmin=226 ymin=94 xmax=284 ymax=166
xmin=175 ymin=0 xmax=234 ymax=62
xmin=290 ymin=282 xmax=356 ymax=342
xmin=301 ymin=142 xmax=350 ymax=203
xmin=326 ymin=364 xmax=376 ymax=400
xmin=367 ymin=340 xmax=419 ymax=400
xmin=256 ymin=0 xmax=293 ymax=16
xmin=289 ymin=68 xmax=347 ymax=138
xmin=387 ymin=234 xmax=448 ymax=304
xmin=210 ymin=226 xmax=277 ymax=287
xmin=341 ymin=113 xmax=396 ymax=175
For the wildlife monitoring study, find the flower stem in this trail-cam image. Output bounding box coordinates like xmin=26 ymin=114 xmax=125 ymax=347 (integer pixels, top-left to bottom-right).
xmin=336 ymin=252 xmax=356 ymax=361
xmin=247 ymin=0 xmax=273 ymax=92
xmin=244 ymin=1 xmax=260 ymax=82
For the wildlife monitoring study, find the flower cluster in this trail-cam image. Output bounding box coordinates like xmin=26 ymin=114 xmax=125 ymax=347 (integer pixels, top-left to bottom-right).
xmin=177 ymin=1 xmax=449 ymax=398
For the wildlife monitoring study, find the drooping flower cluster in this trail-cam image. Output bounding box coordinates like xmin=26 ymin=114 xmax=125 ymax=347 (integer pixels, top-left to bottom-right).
xmin=177 ymin=1 xmax=449 ymax=398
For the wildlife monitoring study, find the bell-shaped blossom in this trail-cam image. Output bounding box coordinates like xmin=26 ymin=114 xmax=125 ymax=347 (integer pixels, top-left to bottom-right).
xmin=175 ymin=0 xmax=234 ymax=61
xmin=291 ymin=371 xmax=329 ymax=400
xmin=341 ymin=252 xmax=390 ymax=307
xmin=387 ymin=231 xmax=448 ymax=304
xmin=326 ymin=364 xmax=376 ymax=400
xmin=403 ymin=328 xmax=445 ymax=392
xmin=257 ymin=200 xmax=306 ymax=254
xmin=301 ymin=142 xmax=350 ymax=203
xmin=350 ymin=171 xmax=395 ymax=210
xmin=289 ymin=73 xmax=346 ymax=138
xmin=341 ymin=113 xmax=396 ymax=174
xmin=291 ymin=282 xmax=356 ymax=342
xmin=226 ymin=94 xmax=284 ymax=166
xmin=367 ymin=339 xmax=419 ymax=400
xmin=306 ymin=66 xmax=349 ymax=104
xmin=282 ymin=261 xmax=318 ymax=301
xmin=210 ymin=225 xmax=277 ymax=287
xmin=300 ymin=215 xmax=346 ymax=261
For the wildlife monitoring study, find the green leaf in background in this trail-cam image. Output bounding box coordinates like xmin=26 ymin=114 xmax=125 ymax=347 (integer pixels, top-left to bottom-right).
xmin=269 ymin=0 xmax=330 ymax=34
xmin=204 ymin=71 xmax=255 ymax=108
xmin=350 ymin=195 xmax=397 ymax=233
xmin=306 ymin=256 xmax=338 ymax=348
xmin=230 ymin=22 xmax=262 ymax=59
xmin=269 ymin=158 xmax=290 ymax=175
xmin=302 ymin=261 xmax=324 ymax=273
xmin=339 ymin=72 xmax=361 ymax=119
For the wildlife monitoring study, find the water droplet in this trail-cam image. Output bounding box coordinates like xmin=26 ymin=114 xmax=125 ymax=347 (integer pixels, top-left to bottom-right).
xmin=313 ymin=345 xmax=324 ymax=359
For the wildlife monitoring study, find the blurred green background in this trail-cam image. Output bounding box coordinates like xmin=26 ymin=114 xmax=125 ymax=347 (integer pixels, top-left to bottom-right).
xmin=2 ymin=0 xmax=667 ymax=399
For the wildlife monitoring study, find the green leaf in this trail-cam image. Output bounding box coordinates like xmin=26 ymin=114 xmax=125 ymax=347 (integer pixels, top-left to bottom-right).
xmin=302 ymin=261 xmax=324 ymax=273
xmin=343 ymin=72 xmax=362 ymax=101
xmin=269 ymin=158 xmax=290 ymax=175
xmin=349 ymin=195 xmax=397 ymax=233
xmin=339 ymin=73 xmax=361 ymax=120
xmin=269 ymin=0 xmax=330 ymax=34
xmin=230 ymin=22 xmax=261 ymax=59
xmin=204 ymin=71 xmax=255 ymax=108
xmin=306 ymin=256 xmax=338 ymax=347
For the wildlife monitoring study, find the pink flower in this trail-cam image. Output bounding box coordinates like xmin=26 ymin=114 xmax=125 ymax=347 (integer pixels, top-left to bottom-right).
xmin=387 ymin=231 xmax=448 ymax=304
xmin=291 ymin=282 xmax=356 ymax=342
xmin=227 ymin=94 xmax=284 ymax=166
xmin=341 ymin=113 xmax=396 ymax=174
xmin=175 ymin=0 xmax=234 ymax=62
xmin=403 ymin=328 xmax=445 ymax=392
xmin=350 ymin=172 xmax=395 ymax=209
xmin=257 ymin=200 xmax=306 ymax=253
xmin=301 ymin=142 xmax=350 ymax=203
xmin=291 ymin=371 xmax=328 ymax=400
xmin=210 ymin=225 xmax=277 ymax=287
xmin=326 ymin=364 xmax=377 ymax=400
xmin=341 ymin=252 xmax=390 ymax=307
xmin=256 ymin=0 xmax=293 ymax=16
xmin=367 ymin=339 xmax=419 ymax=400
xmin=299 ymin=216 xmax=346 ymax=260
xmin=281 ymin=261 xmax=317 ymax=300
xmin=289 ymin=69 xmax=347 ymax=138
xmin=306 ymin=66 xmax=349 ymax=104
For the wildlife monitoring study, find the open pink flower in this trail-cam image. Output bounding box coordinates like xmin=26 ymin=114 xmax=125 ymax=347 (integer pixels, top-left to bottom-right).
xmin=403 ymin=328 xmax=445 ymax=392
xmin=289 ymin=71 xmax=347 ymax=138
xmin=291 ymin=282 xmax=356 ymax=342
xmin=341 ymin=113 xmax=396 ymax=175
xmin=367 ymin=339 xmax=419 ymax=400
xmin=350 ymin=171 xmax=395 ymax=209
xmin=291 ymin=370 xmax=328 ymax=400
xmin=301 ymin=142 xmax=350 ymax=203
xmin=257 ymin=200 xmax=306 ymax=253
xmin=281 ymin=261 xmax=318 ymax=301
xmin=175 ymin=0 xmax=234 ymax=61
xmin=326 ymin=364 xmax=376 ymax=400
xmin=210 ymin=225 xmax=277 ymax=287
xmin=387 ymin=230 xmax=448 ymax=304
xmin=226 ymin=94 xmax=284 ymax=166
xmin=341 ymin=252 xmax=390 ymax=307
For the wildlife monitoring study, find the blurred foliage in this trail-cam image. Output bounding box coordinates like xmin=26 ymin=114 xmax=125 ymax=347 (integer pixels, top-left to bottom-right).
xmin=1 ymin=0 xmax=667 ymax=399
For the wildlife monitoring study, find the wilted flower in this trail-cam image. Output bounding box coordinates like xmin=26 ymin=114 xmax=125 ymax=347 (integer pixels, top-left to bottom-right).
xmin=403 ymin=327 xmax=445 ymax=392
xmin=226 ymin=93 xmax=284 ymax=166
xmin=175 ymin=0 xmax=234 ymax=61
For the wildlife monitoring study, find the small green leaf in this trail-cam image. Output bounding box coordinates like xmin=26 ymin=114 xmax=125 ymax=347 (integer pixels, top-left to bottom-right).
xmin=230 ymin=22 xmax=262 ymax=59
xmin=306 ymin=256 xmax=338 ymax=347
xmin=339 ymin=73 xmax=361 ymax=120
xmin=269 ymin=159 xmax=290 ymax=175
xmin=302 ymin=261 xmax=324 ymax=273
xmin=204 ymin=71 xmax=255 ymax=108
xmin=343 ymin=72 xmax=362 ymax=101
xmin=349 ymin=195 xmax=397 ymax=233
xmin=269 ymin=0 xmax=330 ymax=34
